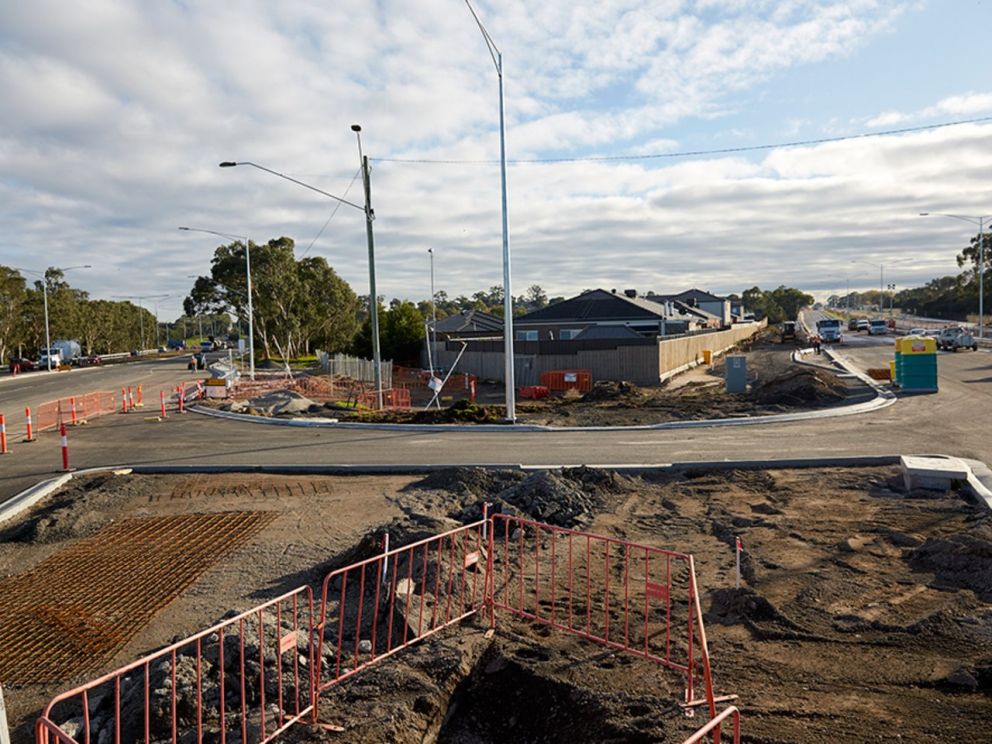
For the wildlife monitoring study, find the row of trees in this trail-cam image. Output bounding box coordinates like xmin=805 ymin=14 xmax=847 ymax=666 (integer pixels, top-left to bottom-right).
xmin=827 ymin=232 xmax=991 ymax=321
xmin=0 ymin=266 xmax=158 ymax=364
xmin=740 ymin=286 xmax=815 ymax=324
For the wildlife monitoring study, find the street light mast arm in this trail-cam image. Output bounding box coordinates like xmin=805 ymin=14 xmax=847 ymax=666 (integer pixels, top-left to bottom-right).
xmin=219 ymin=162 xmax=365 ymax=212
xmin=464 ymin=0 xmax=501 ymax=72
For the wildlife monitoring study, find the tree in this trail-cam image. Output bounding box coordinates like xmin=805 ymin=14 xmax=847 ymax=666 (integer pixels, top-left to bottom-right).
xmin=384 ymin=301 xmax=426 ymax=365
xmin=0 ymin=266 xmax=27 ymax=364
xmin=741 ymin=285 xmax=813 ymax=324
xmin=523 ymin=284 xmax=548 ymax=310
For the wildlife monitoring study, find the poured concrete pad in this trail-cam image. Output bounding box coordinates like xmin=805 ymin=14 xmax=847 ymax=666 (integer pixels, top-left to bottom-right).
xmin=900 ymin=455 xmax=970 ymax=492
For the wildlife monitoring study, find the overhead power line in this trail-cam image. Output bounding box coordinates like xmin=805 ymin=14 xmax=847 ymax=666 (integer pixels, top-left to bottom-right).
xmin=373 ymin=115 xmax=992 ymax=166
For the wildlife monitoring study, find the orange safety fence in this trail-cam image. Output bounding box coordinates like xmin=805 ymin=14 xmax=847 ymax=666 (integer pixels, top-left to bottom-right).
xmin=539 ymin=369 xmax=593 ymax=392
xmin=681 ymin=705 xmax=741 ymax=744
xmin=356 ymin=388 xmax=412 ymax=409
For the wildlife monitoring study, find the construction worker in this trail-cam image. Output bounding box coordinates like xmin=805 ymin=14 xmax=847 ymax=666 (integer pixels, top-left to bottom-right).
xmin=812 ymin=334 xmax=822 ymax=354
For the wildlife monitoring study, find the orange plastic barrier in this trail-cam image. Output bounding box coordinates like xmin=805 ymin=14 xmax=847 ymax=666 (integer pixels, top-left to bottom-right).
xmin=539 ymin=369 xmax=593 ymax=392
xmin=356 ymin=388 xmax=412 ymax=409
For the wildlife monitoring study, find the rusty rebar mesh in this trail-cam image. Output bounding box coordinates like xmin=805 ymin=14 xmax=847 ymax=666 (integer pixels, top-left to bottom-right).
xmin=0 ymin=511 xmax=276 ymax=684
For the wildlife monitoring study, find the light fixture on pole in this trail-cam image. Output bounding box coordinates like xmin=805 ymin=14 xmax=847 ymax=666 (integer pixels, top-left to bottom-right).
xmin=919 ymin=212 xmax=990 ymax=339
xmin=179 ymin=227 xmax=255 ymax=380
xmin=14 ymin=265 xmax=91 ymax=371
xmin=464 ymin=0 xmax=516 ymax=422
xmin=219 ymin=148 xmax=384 ymax=407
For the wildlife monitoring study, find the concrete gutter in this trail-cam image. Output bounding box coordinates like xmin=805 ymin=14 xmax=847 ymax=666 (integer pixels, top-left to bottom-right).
xmin=4 ymin=454 xmax=990 ymax=529
xmin=0 ymin=473 xmax=72 ymax=526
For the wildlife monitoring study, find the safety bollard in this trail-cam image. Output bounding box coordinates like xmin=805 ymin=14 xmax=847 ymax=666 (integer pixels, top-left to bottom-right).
xmin=69 ymin=397 xmax=78 ymax=426
xmin=24 ymin=407 xmax=35 ymax=442
xmin=197 ymin=381 xmax=204 ymax=400
xmin=0 ymin=414 xmax=8 ymax=454
xmin=60 ymin=421 xmax=69 ymax=471
xmin=127 ymin=386 xmax=135 ymax=411
xmin=121 ymin=388 xmax=127 ymax=413
xmin=177 ymin=385 xmax=185 ymax=414
xmin=137 ymin=385 xmax=143 ymax=407
xmin=160 ymin=390 xmax=167 ymax=418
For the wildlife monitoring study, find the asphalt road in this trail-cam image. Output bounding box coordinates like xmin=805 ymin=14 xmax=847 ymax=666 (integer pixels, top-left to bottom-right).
xmin=2 ymin=332 xmax=990 ymax=506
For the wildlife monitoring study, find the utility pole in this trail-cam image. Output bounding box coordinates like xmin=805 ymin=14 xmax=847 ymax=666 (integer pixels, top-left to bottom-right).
xmin=354 ymin=128 xmax=383 ymax=409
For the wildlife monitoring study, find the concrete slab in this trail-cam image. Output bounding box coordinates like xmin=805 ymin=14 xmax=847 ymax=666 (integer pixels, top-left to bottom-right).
xmin=900 ymin=455 xmax=970 ymax=492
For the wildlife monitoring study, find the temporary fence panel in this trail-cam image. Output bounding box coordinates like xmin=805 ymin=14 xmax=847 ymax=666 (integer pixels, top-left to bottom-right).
xmin=317 ymin=353 xmax=393 ymax=389
xmin=355 ymin=388 xmax=411 ymax=409
xmin=488 ymin=514 xmax=717 ymax=712
xmin=314 ymin=518 xmax=489 ymax=703
xmin=681 ymin=705 xmax=741 ymax=744
xmin=34 ymin=400 xmax=63 ymax=433
xmin=35 ymin=587 xmax=315 ymax=744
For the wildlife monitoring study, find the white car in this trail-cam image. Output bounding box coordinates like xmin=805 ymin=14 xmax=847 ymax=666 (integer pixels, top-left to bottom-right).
xmin=908 ymin=328 xmax=927 ymax=336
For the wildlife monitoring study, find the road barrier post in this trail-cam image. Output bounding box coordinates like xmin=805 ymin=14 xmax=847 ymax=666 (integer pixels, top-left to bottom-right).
xmin=159 ymin=390 xmax=167 ymax=418
xmin=69 ymin=397 xmax=78 ymax=426
xmin=177 ymin=385 xmax=185 ymax=414
xmin=0 ymin=415 xmax=8 ymax=454
xmin=136 ymin=385 xmax=143 ymax=407
xmin=120 ymin=388 xmax=127 ymax=413
xmin=24 ymin=407 xmax=35 ymax=442
xmin=127 ymin=386 xmax=135 ymax=411
xmin=59 ymin=422 xmax=69 ymax=471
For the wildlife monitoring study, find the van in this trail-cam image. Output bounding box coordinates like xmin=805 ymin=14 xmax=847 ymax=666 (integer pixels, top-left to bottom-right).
xmin=868 ymin=319 xmax=888 ymax=336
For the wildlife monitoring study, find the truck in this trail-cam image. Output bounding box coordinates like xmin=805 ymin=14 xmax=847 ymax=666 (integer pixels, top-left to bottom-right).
xmin=781 ymin=320 xmax=797 ymax=343
xmin=936 ymin=327 xmax=978 ymax=352
xmin=816 ymin=318 xmax=842 ymax=343
xmin=39 ymin=339 xmax=82 ymax=367
xmin=868 ymin=319 xmax=888 ymax=336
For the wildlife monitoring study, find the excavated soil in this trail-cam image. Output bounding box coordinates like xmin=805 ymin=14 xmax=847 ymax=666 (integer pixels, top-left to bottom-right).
xmin=3 ymin=466 xmax=991 ymax=742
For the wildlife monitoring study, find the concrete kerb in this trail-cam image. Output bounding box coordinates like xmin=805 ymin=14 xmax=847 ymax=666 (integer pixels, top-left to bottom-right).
xmin=0 ymin=473 xmax=72 ymax=527
xmin=3 ymin=455 xmax=990 ymax=532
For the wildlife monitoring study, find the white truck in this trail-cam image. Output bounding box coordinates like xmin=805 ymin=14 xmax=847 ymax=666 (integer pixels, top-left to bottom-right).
xmin=936 ymin=327 xmax=978 ymax=352
xmin=816 ymin=317 xmax=842 ymax=343
xmin=39 ymin=339 xmax=82 ymax=367
xmin=868 ymin=319 xmax=888 ymax=336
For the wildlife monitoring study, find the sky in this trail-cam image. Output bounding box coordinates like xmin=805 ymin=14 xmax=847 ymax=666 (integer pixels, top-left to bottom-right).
xmin=2 ymin=0 xmax=992 ymax=321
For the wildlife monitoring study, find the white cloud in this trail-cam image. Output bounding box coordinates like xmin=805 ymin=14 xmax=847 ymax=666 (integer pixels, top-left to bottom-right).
xmin=0 ymin=0 xmax=980 ymax=320
xmin=867 ymin=92 xmax=992 ymax=127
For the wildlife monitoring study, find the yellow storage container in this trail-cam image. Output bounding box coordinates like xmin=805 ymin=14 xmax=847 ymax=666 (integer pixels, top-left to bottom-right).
xmin=702 ymin=349 xmax=713 ymax=365
xmin=898 ymin=336 xmax=936 ymax=355
xmin=889 ymin=360 xmax=896 ymax=380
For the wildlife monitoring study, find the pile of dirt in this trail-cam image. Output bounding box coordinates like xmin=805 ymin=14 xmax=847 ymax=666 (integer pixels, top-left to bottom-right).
xmin=401 ymin=467 xmax=635 ymax=528
xmin=908 ymin=520 xmax=992 ymax=600
xmin=749 ymin=367 xmax=847 ymax=405
xmin=581 ymin=380 xmax=642 ymax=402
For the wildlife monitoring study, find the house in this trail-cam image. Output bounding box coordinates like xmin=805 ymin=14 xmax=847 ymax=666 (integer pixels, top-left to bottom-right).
xmin=646 ymin=288 xmax=732 ymax=327
xmin=512 ymin=288 xmax=718 ymax=342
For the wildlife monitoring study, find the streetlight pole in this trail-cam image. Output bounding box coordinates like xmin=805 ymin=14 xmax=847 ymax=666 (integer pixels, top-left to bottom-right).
xmin=428 ymin=248 xmax=437 ymax=368
xmin=465 ymin=0 xmax=516 ymax=422
xmin=179 ymin=227 xmax=255 ymax=380
xmin=14 ymin=265 xmax=91 ymax=370
xmin=219 ymin=149 xmax=384 ymax=406
xmin=920 ymin=212 xmax=989 ymax=338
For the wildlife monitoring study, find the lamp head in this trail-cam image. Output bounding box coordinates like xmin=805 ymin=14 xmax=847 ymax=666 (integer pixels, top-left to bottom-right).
xmin=178 ymin=226 xmax=190 ymax=231
xmin=351 ymin=124 xmax=362 ymax=132
xmin=219 ymin=162 xmax=237 ymax=168
xmin=919 ymin=212 xmax=929 ymax=216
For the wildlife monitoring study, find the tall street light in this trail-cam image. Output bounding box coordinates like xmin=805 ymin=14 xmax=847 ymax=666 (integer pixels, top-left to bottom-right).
xmin=179 ymin=227 xmax=255 ymax=380
xmin=919 ymin=212 xmax=990 ymax=338
xmin=851 ymin=260 xmax=884 ymax=312
xmin=428 ymin=248 xmax=437 ymax=373
xmin=465 ymin=0 xmax=516 ymax=422
xmin=14 ymin=265 xmax=91 ymax=371
xmin=219 ymin=142 xmax=384 ymax=408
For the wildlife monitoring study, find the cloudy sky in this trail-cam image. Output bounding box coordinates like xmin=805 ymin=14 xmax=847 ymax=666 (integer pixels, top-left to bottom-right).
xmin=2 ymin=0 xmax=991 ymax=320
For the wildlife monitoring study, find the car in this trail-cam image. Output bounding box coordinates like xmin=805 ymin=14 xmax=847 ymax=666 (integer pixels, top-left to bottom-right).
xmin=856 ymin=319 xmax=870 ymax=331
xmin=8 ymin=357 xmax=35 ymax=373
xmin=847 ymin=318 xmax=860 ymax=331
xmin=908 ymin=328 xmax=927 ymax=336
xmin=78 ymin=355 xmax=102 ymax=366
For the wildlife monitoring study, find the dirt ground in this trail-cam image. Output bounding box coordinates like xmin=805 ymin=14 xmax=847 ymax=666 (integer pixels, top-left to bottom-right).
xmin=215 ymin=339 xmax=867 ymax=427
xmin=2 ymin=466 xmax=991 ymax=742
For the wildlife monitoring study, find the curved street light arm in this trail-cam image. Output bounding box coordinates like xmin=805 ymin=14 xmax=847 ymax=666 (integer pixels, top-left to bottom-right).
xmin=219 ymin=161 xmax=364 ymax=212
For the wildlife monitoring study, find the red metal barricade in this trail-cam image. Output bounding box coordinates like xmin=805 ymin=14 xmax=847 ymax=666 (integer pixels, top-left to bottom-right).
xmin=539 ymin=369 xmax=593 ymax=392
xmin=355 ymin=388 xmax=412 ymax=409
xmin=314 ymin=517 xmax=489 ymax=706
xmin=681 ymin=705 xmax=741 ymax=743
xmin=36 ymin=586 xmax=315 ymax=744
xmin=488 ymin=514 xmax=717 ymax=715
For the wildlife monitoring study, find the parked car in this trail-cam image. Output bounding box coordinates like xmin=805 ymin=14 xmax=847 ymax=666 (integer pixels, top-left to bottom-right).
xmin=847 ymin=318 xmax=860 ymax=331
xmin=855 ymin=319 xmax=870 ymax=332
xmin=8 ymin=357 xmax=35 ymax=373
xmin=78 ymin=355 xmax=102 ymax=366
